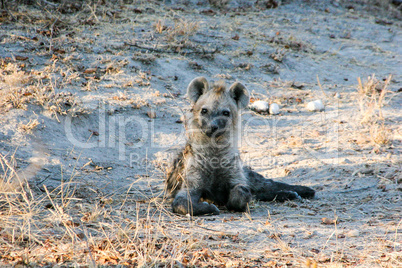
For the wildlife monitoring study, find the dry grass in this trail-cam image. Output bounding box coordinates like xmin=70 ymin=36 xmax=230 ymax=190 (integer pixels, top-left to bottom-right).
xmin=155 ymin=18 xmax=199 ymax=43
xmin=0 ymin=154 xmax=20 ymax=194
xmin=355 ymin=74 xmax=393 ymax=150
xmin=135 ymin=70 xmax=151 ymax=87
xmin=0 ymin=62 xmax=86 ymax=118
xmin=154 ymin=19 xmax=166 ymax=34
xmin=18 ymin=119 xmax=40 ymax=133
xmin=0 ymin=63 xmax=32 ymax=110
xmin=0 ymin=154 xmax=184 ymax=266
xmin=357 ymin=74 xmax=390 ymax=124
xmin=369 ymin=123 xmax=391 ymax=146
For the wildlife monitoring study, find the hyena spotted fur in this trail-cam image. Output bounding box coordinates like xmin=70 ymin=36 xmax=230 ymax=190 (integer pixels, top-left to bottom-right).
xmin=166 ymin=77 xmax=315 ymax=216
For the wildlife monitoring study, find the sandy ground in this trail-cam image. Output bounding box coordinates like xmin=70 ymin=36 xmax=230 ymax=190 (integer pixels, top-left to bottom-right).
xmin=0 ymin=0 xmax=401 ymax=267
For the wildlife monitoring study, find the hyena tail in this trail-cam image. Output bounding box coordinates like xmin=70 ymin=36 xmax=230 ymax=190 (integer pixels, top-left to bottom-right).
xmin=244 ymin=167 xmax=315 ymax=202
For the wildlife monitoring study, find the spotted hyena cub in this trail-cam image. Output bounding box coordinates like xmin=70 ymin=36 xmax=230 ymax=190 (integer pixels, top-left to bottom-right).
xmin=166 ymin=77 xmax=315 ymax=216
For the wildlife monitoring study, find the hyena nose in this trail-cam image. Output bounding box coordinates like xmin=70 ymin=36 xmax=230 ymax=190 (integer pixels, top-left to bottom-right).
xmin=205 ymin=124 xmax=219 ymax=137
xmin=211 ymin=125 xmax=219 ymax=133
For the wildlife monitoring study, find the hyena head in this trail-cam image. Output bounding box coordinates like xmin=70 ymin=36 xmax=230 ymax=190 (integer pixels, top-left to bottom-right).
xmin=185 ymin=77 xmax=249 ymax=145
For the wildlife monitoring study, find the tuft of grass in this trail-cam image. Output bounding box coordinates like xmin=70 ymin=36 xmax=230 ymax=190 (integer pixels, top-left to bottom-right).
xmin=0 ymin=62 xmax=86 ymax=118
xmin=355 ymin=74 xmax=393 ymax=150
xmin=134 ymin=70 xmax=151 ymax=86
xmin=154 ymin=19 xmax=166 ymax=34
xmin=0 ymin=62 xmax=30 ymax=87
xmin=0 ymin=154 xmax=20 ymax=194
xmin=18 ymin=119 xmax=40 ymax=133
xmin=155 ymin=18 xmax=199 ymax=43
xmin=357 ymin=74 xmax=390 ymax=124
xmin=0 ymin=63 xmax=32 ymax=110
xmin=168 ymin=18 xmax=199 ymax=41
xmin=369 ymin=123 xmax=391 ymax=146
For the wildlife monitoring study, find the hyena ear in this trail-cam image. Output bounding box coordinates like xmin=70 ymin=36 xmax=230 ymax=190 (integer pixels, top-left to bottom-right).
xmin=187 ymin=77 xmax=209 ymax=103
xmin=229 ymin=82 xmax=250 ymax=109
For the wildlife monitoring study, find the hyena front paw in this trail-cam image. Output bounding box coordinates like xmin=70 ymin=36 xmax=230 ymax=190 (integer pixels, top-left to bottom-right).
xmin=172 ymin=196 xmax=220 ymax=216
xmin=274 ymin=190 xmax=301 ymax=202
xmin=293 ymin=185 xmax=315 ymax=199
xmin=199 ymin=202 xmax=220 ymax=215
xmin=226 ymin=185 xmax=252 ymax=212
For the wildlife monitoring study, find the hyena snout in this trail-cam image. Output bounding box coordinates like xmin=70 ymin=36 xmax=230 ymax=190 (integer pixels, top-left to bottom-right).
xmin=203 ymin=117 xmax=229 ymax=137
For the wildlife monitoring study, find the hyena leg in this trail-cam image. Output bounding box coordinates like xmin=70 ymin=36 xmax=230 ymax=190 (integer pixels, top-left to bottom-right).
xmin=246 ymin=167 xmax=315 ymax=202
xmin=255 ymin=180 xmax=315 ymax=202
xmin=172 ymin=189 xmax=220 ymax=216
xmin=226 ymin=185 xmax=252 ymax=212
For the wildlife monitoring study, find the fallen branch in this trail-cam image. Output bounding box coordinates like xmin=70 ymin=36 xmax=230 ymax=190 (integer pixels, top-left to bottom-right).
xmin=124 ymin=41 xmax=220 ymax=55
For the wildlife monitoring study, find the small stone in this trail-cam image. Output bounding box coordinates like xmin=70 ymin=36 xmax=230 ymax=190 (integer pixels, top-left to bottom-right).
xmin=347 ymin=230 xmax=360 ymax=237
xmin=269 ymin=103 xmax=280 ymax=115
xmin=307 ymin=100 xmax=325 ymax=112
xmin=250 ymin=100 xmax=269 ymax=113
xmin=321 ymin=217 xmax=338 ymax=225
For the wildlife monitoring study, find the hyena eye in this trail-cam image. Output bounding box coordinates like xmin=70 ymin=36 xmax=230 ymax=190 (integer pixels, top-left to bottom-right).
xmin=201 ymin=108 xmax=208 ymax=115
xmin=222 ymin=110 xmax=230 ymax=116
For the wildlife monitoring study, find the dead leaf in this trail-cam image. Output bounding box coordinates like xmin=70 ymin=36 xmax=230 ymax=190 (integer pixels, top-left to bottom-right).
xmin=76 ymin=232 xmax=85 ymax=239
xmin=83 ymin=68 xmax=97 ymax=74
xmin=311 ymin=248 xmax=320 ymax=254
xmin=15 ymin=56 xmax=28 ymax=61
xmin=53 ymin=49 xmax=66 ymax=54
xmin=200 ymin=9 xmax=216 ymax=15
